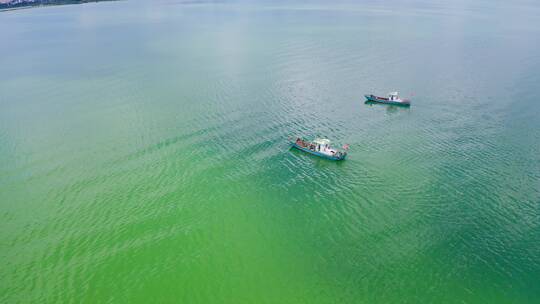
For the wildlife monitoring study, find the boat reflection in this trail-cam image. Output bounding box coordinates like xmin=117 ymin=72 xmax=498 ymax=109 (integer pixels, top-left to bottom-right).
xmin=364 ymin=100 xmax=412 ymax=114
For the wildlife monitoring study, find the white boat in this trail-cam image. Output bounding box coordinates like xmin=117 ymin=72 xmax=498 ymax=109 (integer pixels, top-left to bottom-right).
xmin=291 ymin=138 xmax=348 ymax=160
xmin=365 ymin=91 xmax=411 ymax=106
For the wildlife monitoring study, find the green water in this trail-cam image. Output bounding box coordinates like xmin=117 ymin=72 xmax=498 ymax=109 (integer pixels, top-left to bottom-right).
xmin=1 ymin=0 xmax=540 ymax=302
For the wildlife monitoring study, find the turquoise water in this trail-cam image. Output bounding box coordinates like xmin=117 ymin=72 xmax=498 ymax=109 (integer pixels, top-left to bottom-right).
xmin=1 ymin=0 xmax=540 ymax=302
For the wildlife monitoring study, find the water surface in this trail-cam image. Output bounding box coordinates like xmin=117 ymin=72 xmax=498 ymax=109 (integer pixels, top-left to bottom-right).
xmin=1 ymin=0 xmax=540 ymax=302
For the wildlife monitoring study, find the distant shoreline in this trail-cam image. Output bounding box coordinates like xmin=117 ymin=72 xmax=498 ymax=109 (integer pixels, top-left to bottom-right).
xmin=0 ymin=0 xmax=118 ymax=12
xmin=0 ymin=6 xmax=32 ymax=12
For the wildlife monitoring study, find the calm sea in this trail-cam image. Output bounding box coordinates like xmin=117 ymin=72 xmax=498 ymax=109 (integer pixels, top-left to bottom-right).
xmin=1 ymin=0 xmax=540 ymax=302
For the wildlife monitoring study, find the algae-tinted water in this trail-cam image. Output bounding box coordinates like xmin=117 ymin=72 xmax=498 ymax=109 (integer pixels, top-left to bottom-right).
xmin=1 ymin=0 xmax=540 ymax=303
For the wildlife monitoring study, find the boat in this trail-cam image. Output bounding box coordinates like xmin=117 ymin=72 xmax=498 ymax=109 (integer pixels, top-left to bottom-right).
xmin=290 ymin=137 xmax=348 ymax=161
xmin=364 ymin=92 xmax=411 ymax=106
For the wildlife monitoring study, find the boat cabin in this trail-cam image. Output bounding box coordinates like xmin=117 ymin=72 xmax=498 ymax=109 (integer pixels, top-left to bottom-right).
xmin=313 ymin=138 xmax=331 ymax=152
xmin=388 ymin=92 xmax=399 ymax=101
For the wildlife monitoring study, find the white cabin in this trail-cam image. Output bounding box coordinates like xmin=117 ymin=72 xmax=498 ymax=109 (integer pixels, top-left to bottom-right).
xmin=388 ymin=92 xmax=399 ymax=101
xmin=313 ymin=138 xmax=337 ymax=155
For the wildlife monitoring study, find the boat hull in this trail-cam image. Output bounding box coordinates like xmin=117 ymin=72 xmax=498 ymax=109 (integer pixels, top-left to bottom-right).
xmin=291 ymin=143 xmax=347 ymax=161
xmin=364 ymin=95 xmax=411 ymax=106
